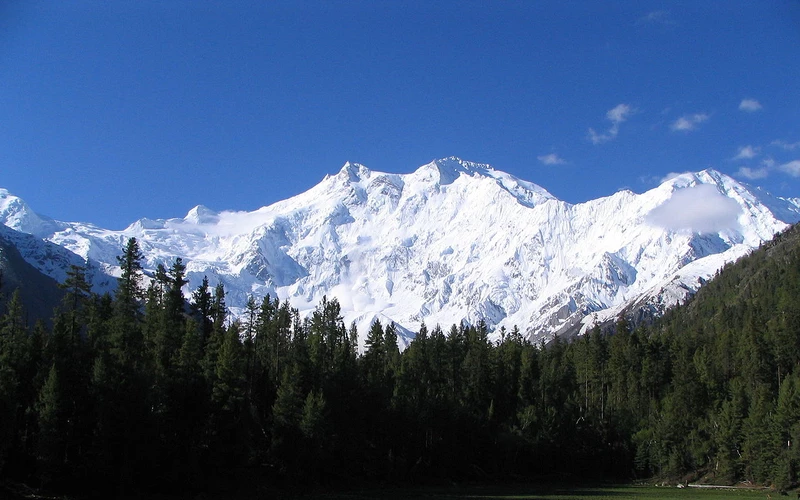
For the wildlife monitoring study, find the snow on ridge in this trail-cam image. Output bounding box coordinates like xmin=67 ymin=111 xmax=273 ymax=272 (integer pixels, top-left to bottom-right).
xmin=1 ymin=158 xmax=799 ymax=345
xmin=0 ymin=189 xmax=60 ymax=236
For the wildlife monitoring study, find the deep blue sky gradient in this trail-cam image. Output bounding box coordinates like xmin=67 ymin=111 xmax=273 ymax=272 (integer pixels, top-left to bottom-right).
xmin=2 ymin=1 xmax=800 ymax=229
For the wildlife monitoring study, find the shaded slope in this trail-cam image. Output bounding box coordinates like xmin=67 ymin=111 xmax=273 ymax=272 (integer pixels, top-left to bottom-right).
xmin=0 ymin=225 xmax=65 ymax=323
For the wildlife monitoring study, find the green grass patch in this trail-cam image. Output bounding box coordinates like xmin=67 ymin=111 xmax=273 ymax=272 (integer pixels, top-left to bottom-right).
xmin=309 ymin=483 xmax=780 ymax=500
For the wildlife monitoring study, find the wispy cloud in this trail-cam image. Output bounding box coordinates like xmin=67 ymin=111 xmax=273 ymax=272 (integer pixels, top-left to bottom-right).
xmin=660 ymin=172 xmax=687 ymax=183
xmin=537 ymin=153 xmax=567 ymax=165
xmin=588 ymin=129 xmax=610 ymax=145
xmin=739 ymin=99 xmax=762 ymax=112
xmin=607 ymin=104 xmax=632 ymax=124
xmin=732 ymin=157 xmax=794 ymax=181
xmin=732 ymin=145 xmax=759 ymax=160
xmin=637 ymin=10 xmax=676 ymax=27
xmin=736 ymin=166 xmax=769 ymax=180
xmin=671 ymin=113 xmax=709 ymax=132
xmin=772 ymin=139 xmax=800 ymax=151
xmin=779 ymin=160 xmax=800 ymax=177
xmin=588 ymin=103 xmax=634 ymax=144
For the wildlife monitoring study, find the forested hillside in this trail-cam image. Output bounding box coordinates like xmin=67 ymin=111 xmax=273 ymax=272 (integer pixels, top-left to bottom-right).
xmin=0 ymin=227 xmax=799 ymax=497
xmin=631 ymin=223 xmax=800 ymax=486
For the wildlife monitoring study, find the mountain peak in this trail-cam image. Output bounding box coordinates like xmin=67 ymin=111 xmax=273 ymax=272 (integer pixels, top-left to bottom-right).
xmin=433 ymin=156 xmax=494 ymax=172
xmin=659 ymin=169 xmax=738 ymax=192
xmin=696 ymin=168 xmax=733 ymax=186
xmin=337 ymin=161 xmax=372 ymax=182
xmin=184 ymin=205 xmax=219 ymax=224
xmin=412 ymin=157 xmax=555 ymax=207
xmin=414 ymin=156 xmax=494 ymax=185
xmin=0 ymin=189 xmax=56 ymax=236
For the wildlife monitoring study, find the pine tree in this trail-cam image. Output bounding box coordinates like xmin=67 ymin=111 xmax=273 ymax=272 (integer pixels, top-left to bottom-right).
xmin=111 ymin=239 xmax=145 ymax=366
xmin=383 ymin=322 xmax=401 ymax=390
xmin=0 ymin=290 xmax=29 ymax=472
xmin=116 ymin=237 xmax=144 ymax=312
xmin=175 ymin=319 xmax=206 ymax=454
xmin=742 ymin=384 xmax=777 ymax=484
xmin=59 ymin=264 xmax=92 ymax=351
xmin=212 ymin=322 xmax=245 ymax=412
xmin=462 ymin=321 xmax=492 ymax=417
xmin=300 ymin=389 xmax=327 ymax=441
xmin=300 ymin=389 xmax=328 ymax=476
xmin=190 ymin=276 xmax=213 ymax=344
xmin=210 ymin=282 xmax=226 ymax=333
xmin=153 ymin=258 xmax=189 ymax=376
xmin=271 ymin=366 xmax=303 ymax=472
xmin=363 ymin=319 xmax=385 ymax=389
xmin=773 ymin=370 xmax=800 ymax=489
xmin=202 ymin=282 xmax=228 ymax=382
xmin=37 ymin=363 xmax=65 ymax=483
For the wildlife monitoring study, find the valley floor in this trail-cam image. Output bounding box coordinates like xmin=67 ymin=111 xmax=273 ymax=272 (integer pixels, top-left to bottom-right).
xmin=310 ymin=484 xmax=782 ymax=500
xmin=2 ymin=477 xmax=790 ymax=500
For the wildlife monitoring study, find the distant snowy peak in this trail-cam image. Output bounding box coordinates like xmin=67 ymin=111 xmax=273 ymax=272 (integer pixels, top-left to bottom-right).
xmin=416 ymin=157 xmax=556 ymax=207
xmin=416 ymin=156 xmax=490 ymax=185
xmin=328 ymin=156 xmax=555 ymax=211
xmin=652 ymin=169 xmax=744 ymax=200
xmin=649 ymin=169 xmax=800 ymax=240
xmin=0 ymin=188 xmax=59 ymax=236
xmin=657 ymin=168 xmax=800 ymax=209
xmin=336 ymin=161 xmax=373 ymax=183
xmin=184 ymin=205 xmax=220 ymax=225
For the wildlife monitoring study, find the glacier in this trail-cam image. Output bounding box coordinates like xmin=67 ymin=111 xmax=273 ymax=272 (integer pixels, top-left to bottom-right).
xmin=2 ymin=157 xmax=799 ymax=347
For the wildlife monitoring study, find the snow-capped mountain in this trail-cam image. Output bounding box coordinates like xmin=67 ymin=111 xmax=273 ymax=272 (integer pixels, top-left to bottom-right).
xmin=2 ymin=157 xmax=799 ymax=345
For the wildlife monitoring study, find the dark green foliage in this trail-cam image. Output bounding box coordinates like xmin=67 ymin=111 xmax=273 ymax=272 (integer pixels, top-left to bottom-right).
xmin=36 ymin=363 xmax=65 ymax=483
xmin=116 ymin=237 xmax=144 ymax=311
xmin=3 ymin=226 xmax=800 ymax=495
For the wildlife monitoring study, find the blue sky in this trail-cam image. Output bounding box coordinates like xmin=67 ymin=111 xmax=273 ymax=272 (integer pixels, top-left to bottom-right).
xmin=2 ymin=1 xmax=799 ymax=229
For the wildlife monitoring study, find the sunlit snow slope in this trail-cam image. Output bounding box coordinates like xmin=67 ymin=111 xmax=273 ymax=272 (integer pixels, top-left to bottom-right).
xmin=2 ymin=157 xmax=799 ymax=345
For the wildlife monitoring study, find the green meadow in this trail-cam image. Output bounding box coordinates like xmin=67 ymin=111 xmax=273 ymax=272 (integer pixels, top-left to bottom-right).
xmin=309 ymin=484 xmax=781 ymax=500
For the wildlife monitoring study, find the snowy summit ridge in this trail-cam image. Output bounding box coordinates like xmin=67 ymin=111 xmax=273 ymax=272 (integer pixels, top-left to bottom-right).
xmin=2 ymin=158 xmax=799 ymax=346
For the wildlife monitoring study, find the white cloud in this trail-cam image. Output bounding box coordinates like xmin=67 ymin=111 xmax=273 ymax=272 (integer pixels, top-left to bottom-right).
xmin=732 ymin=145 xmax=759 ymax=160
xmin=537 ymin=153 xmax=567 ymax=165
xmin=588 ymin=128 xmax=612 ymax=145
xmin=588 ymin=103 xmax=634 ymax=144
xmin=733 ymin=157 xmax=800 ymax=180
xmin=739 ymin=99 xmax=762 ymax=112
xmin=646 ymin=184 xmax=741 ymax=233
xmin=779 ymin=160 xmax=800 ymax=177
xmin=607 ymin=103 xmax=633 ymax=124
xmin=637 ymin=10 xmax=676 ymax=26
xmin=670 ymin=113 xmax=709 ymax=132
xmin=736 ymin=166 xmax=769 ymax=180
xmin=772 ymin=140 xmax=800 ymax=151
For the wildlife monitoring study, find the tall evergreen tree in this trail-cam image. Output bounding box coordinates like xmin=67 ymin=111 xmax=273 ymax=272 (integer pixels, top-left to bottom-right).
xmin=271 ymin=366 xmax=303 ymax=473
xmin=36 ymin=363 xmax=66 ymax=484
xmin=116 ymin=237 xmax=144 ymax=311
xmin=0 ymin=290 xmax=30 ymax=473
xmin=59 ymin=264 xmax=92 ymax=350
xmin=190 ymin=276 xmax=213 ymax=344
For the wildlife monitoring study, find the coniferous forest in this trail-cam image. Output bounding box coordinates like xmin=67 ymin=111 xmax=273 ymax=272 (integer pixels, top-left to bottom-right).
xmin=1 ymin=226 xmax=800 ymax=497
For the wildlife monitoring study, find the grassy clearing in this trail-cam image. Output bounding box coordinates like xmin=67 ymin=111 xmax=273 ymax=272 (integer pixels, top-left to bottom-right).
xmin=308 ymin=483 xmax=781 ymax=500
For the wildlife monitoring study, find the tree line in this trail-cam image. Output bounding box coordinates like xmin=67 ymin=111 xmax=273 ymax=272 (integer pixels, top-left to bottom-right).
xmin=0 ymin=229 xmax=799 ymax=496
